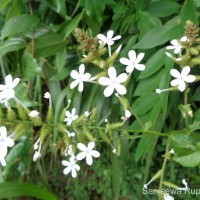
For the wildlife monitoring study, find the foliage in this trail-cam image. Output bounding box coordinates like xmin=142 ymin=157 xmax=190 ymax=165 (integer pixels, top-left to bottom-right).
xmin=0 ymin=0 xmax=200 ymax=200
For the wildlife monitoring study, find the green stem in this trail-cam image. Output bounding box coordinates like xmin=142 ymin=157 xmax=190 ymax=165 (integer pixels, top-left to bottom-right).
xmin=129 ymin=107 xmax=145 ymax=130
xmin=184 ymin=87 xmax=188 ymax=129
xmin=158 ymin=136 xmax=171 ymax=200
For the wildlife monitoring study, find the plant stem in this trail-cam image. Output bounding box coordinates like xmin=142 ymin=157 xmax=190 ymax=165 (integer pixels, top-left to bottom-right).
xmin=158 ymin=136 xmax=171 ymax=200
xmin=130 ymin=107 xmax=145 ymax=130
xmin=184 ymin=87 xmax=188 ymax=129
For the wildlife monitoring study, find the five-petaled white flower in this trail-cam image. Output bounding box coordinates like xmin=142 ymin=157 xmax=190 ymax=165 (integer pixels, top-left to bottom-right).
xmin=0 ymin=74 xmax=20 ymax=102
xmin=64 ymin=108 xmax=78 ymax=125
xmin=170 ymin=66 xmax=196 ymax=92
xmin=120 ymin=50 xmax=145 ymax=73
xmin=70 ymin=64 xmax=91 ymax=92
xmin=98 ymin=67 xmax=128 ymax=97
xmin=76 ymin=142 xmax=100 ymax=165
xmin=164 ymin=193 xmax=174 ymax=200
xmin=62 ymin=156 xmax=80 ymax=178
xmin=166 ymin=36 xmax=188 ymax=54
xmin=0 ymin=126 xmax=14 ymax=166
xmin=97 ymin=30 xmax=121 ymax=46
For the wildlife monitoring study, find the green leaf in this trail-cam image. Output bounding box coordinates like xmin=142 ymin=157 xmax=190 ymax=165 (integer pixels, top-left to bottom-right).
xmin=173 ymin=150 xmax=200 ymax=167
xmin=1 ymin=14 xmax=39 ymax=39
xmin=6 ymin=0 xmax=22 ymax=21
xmin=0 ymin=0 xmax=12 ymax=12
xmin=139 ymin=48 xmax=166 ymax=79
xmin=0 ymin=38 xmax=26 ymax=57
xmin=80 ymin=0 xmax=113 ymax=23
xmin=138 ymin=11 xmax=162 ymax=33
xmin=0 ymin=182 xmax=58 ymax=200
xmin=64 ymin=10 xmax=85 ymax=38
xmin=134 ymin=69 xmax=165 ymax=96
xmin=34 ymin=32 xmax=66 ymax=58
xmin=181 ymin=0 xmax=198 ymax=24
xmin=21 ymin=52 xmax=41 ymax=81
xmin=134 ymin=25 xmax=175 ymax=49
xmin=132 ymin=94 xmax=158 ymax=115
xmin=52 ymin=0 xmax=67 ymax=19
xmin=55 ymin=47 xmax=67 ymax=72
xmin=146 ymin=0 xmax=180 ymax=17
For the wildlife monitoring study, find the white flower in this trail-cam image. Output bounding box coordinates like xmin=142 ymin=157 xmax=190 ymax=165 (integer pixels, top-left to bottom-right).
xmin=44 ymin=92 xmax=51 ymax=99
xmin=66 ymin=131 xmax=75 ymax=137
xmin=98 ymin=67 xmax=128 ymax=97
xmin=33 ymin=137 xmax=42 ymax=161
xmin=64 ymin=108 xmax=78 ymax=125
xmin=125 ymin=110 xmax=131 ymax=118
xmin=170 ymin=66 xmax=196 ymax=92
xmin=33 ymin=151 xmax=41 ymax=162
xmin=166 ymin=36 xmax=187 ymax=54
xmin=70 ymin=64 xmax=91 ymax=92
xmin=97 ymin=30 xmax=121 ymax=46
xmin=76 ymin=142 xmax=100 ymax=165
xmin=65 ymin=145 xmax=74 ymax=156
xmin=62 ymin=157 xmax=80 ymax=178
xmin=120 ymin=50 xmax=145 ymax=73
xmin=164 ymin=193 xmax=174 ymax=200
xmin=169 ymin=149 xmax=174 ymax=154
xmin=0 ymin=74 xmax=20 ymax=102
xmin=178 ymin=179 xmax=189 ymax=191
xmin=28 ymin=110 xmax=39 ymax=118
xmin=0 ymin=126 xmax=14 ymax=166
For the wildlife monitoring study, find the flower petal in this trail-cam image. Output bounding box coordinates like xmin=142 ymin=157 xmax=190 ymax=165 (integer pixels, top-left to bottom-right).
xmin=76 ymin=152 xmax=86 ymax=161
xmin=6 ymin=137 xmax=14 ymax=147
xmin=107 ymin=30 xmax=114 ymax=39
xmin=78 ymin=81 xmax=84 ymax=92
xmin=5 ymin=75 xmax=12 ymax=85
xmin=135 ymin=64 xmax=145 ymax=71
xmin=115 ymin=84 xmax=127 ymax=95
xmin=11 ymin=78 xmax=20 ymax=88
xmin=0 ymin=126 xmax=7 ymax=138
xmin=116 ymin=73 xmax=128 ymax=83
xmin=71 ymin=168 xmax=77 ymax=178
xmin=126 ymin=65 xmax=134 ymax=73
xmin=170 ymin=79 xmax=179 ymax=87
xmin=120 ymin=58 xmax=131 ymax=66
xmin=62 ymin=160 xmax=70 ymax=166
xmin=77 ymin=143 xmax=87 ymax=151
xmin=0 ymin=85 xmax=5 ymax=91
xmin=136 ymin=52 xmax=145 ymax=63
xmin=70 ymin=70 xmax=79 ymax=79
xmin=63 ymin=166 xmax=72 ymax=175
xmin=88 ymin=142 xmax=95 ymax=150
xmin=98 ymin=77 xmax=111 ymax=86
xmin=112 ymin=35 xmax=121 ymax=41
xmin=181 ymin=66 xmax=190 ymax=77
xmin=104 ymin=85 xmax=115 ymax=97
xmin=91 ymin=150 xmax=100 ymax=158
xmin=178 ymin=80 xmax=186 ymax=92
xmin=97 ymin=34 xmax=107 ymax=43
xmin=79 ymin=64 xmax=85 ymax=75
xmin=184 ymin=75 xmax=196 ymax=83
xmin=75 ymin=164 xmax=80 ymax=171
xmin=86 ymin=154 xmax=93 ymax=165
xmin=128 ymin=50 xmax=136 ymax=61
xmin=70 ymin=80 xmax=79 ymax=89
xmin=82 ymin=73 xmax=91 ymax=81
xmin=108 ymin=67 xmax=116 ymax=79
xmin=0 ymin=157 xmax=6 ymax=166
xmin=170 ymin=69 xmax=180 ymax=78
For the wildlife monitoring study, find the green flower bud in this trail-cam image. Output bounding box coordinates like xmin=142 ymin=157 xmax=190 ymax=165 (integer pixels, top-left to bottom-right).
xmin=17 ymin=104 xmax=27 ymax=120
xmin=7 ymin=108 xmax=16 ymax=121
